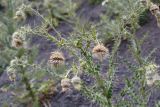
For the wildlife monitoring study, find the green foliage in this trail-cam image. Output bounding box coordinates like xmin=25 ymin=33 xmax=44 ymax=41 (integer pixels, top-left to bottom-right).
xmin=99 ymin=0 xmax=143 ymax=43
xmin=138 ymin=9 xmax=151 ymax=26
xmin=40 ymin=0 xmax=77 ymax=27
xmin=89 ymin=0 xmax=104 ymax=5
xmin=151 ymin=0 xmax=160 ymax=3
xmin=0 ymin=0 xmax=17 ymax=75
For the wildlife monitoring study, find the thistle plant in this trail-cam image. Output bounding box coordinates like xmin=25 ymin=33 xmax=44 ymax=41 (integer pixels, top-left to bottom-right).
xmin=4 ymin=36 xmax=49 ymax=106
xmin=5 ymin=30 xmax=37 ymax=105
xmin=1 ymin=0 xmax=160 ymax=106
xmin=0 ymin=0 xmax=17 ymax=76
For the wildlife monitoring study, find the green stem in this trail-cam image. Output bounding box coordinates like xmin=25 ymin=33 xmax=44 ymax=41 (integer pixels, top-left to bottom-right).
xmin=21 ymin=68 xmax=35 ymax=101
xmin=79 ymin=47 xmax=112 ymax=106
xmin=95 ymin=72 xmax=112 ymax=106
xmin=131 ymin=36 xmax=147 ymax=106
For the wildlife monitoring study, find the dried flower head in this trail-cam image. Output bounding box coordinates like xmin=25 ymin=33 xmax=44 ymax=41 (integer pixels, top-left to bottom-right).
xmin=92 ymin=44 xmax=109 ymax=61
xmin=14 ymin=10 xmax=26 ymax=21
xmin=71 ymin=76 xmax=82 ymax=91
xmin=49 ymin=51 xmax=65 ymax=67
xmin=11 ymin=32 xmax=24 ymax=48
xmin=12 ymin=38 xmax=23 ymax=48
xmin=145 ymin=63 xmax=160 ymax=86
xmin=150 ymin=4 xmax=159 ymax=15
xmin=61 ymin=78 xmax=71 ymax=92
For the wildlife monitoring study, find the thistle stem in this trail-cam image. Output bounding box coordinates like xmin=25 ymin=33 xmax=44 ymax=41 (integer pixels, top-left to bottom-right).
xmin=21 ymin=68 xmax=35 ymax=101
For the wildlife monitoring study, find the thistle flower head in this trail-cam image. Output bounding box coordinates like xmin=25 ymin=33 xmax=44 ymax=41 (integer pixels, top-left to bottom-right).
xmin=14 ymin=10 xmax=26 ymax=21
xmin=92 ymin=44 xmax=109 ymax=61
xmin=11 ymin=32 xmax=25 ymax=48
xmin=61 ymin=78 xmax=71 ymax=92
xmin=49 ymin=51 xmax=65 ymax=67
xmin=71 ymin=76 xmax=82 ymax=91
xmin=12 ymin=38 xmax=23 ymax=48
xmin=150 ymin=4 xmax=159 ymax=15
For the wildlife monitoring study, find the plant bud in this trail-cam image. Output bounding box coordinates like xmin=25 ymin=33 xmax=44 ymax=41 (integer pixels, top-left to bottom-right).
xmin=8 ymin=72 xmax=16 ymax=82
xmin=150 ymin=4 xmax=159 ymax=15
xmin=11 ymin=32 xmax=24 ymax=48
xmin=12 ymin=37 xmax=23 ymax=48
xmin=12 ymin=32 xmax=20 ymax=39
xmin=10 ymin=58 xmax=19 ymax=66
xmin=7 ymin=68 xmax=16 ymax=82
xmin=92 ymin=44 xmax=109 ymax=61
xmin=14 ymin=10 xmax=26 ymax=21
xmin=71 ymin=76 xmax=82 ymax=91
xmin=49 ymin=51 xmax=65 ymax=68
xmin=61 ymin=78 xmax=71 ymax=92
